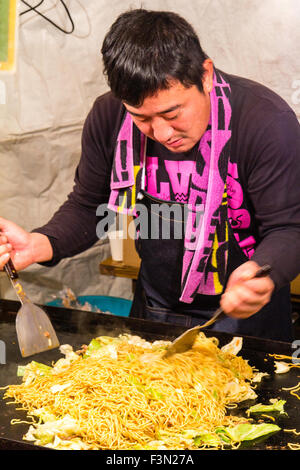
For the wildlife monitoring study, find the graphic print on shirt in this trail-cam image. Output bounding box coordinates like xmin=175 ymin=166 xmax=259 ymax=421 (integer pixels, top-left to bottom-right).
xmin=145 ymin=157 xmax=256 ymax=288
xmin=227 ymin=161 xmax=255 ymax=258
xmin=146 ymin=157 xmax=206 ymax=204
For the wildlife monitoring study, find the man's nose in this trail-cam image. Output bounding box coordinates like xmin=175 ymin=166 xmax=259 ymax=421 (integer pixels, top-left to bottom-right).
xmin=151 ymin=118 xmax=173 ymax=143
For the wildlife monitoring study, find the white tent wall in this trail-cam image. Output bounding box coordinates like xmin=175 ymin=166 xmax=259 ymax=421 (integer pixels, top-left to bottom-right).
xmin=0 ymin=0 xmax=299 ymax=305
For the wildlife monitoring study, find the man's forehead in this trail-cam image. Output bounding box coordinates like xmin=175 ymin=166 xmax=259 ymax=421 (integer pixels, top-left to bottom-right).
xmin=124 ymin=103 xmax=181 ymax=118
xmin=123 ymin=82 xmax=197 ymax=116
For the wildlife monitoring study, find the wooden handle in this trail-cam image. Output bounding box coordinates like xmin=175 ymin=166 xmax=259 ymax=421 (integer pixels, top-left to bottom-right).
xmin=4 ymin=258 xmax=18 ymax=280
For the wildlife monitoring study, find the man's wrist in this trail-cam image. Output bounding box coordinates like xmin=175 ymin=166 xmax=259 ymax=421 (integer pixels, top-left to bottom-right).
xmin=30 ymin=232 xmax=53 ymax=264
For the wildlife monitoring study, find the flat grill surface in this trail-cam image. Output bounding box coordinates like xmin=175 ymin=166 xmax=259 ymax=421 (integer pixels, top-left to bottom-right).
xmin=1 ymin=299 xmax=300 ymax=450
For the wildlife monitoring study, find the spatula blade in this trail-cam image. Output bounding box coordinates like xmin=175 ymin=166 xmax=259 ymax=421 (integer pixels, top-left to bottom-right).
xmin=16 ymin=303 xmax=60 ymax=357
xmin=163 ymin=325 xmax=201 ymax=358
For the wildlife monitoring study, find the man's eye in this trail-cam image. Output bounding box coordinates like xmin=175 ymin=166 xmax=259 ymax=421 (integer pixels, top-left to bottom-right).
xmin=164 ymin=114 xmax=178 ymax=121
xmin=134 ymin=116 xmax=149 ymax=123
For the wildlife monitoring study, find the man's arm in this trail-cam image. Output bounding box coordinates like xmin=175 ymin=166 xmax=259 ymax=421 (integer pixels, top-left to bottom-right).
xmin=221 ymin=109 xmax=300 ymax=318
xmin=247 ymin=110 xmax=300 ymax=288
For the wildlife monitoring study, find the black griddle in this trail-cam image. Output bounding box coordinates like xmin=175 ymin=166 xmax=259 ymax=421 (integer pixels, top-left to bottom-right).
xmin=0 ymin=298 xmax=300 ymax=451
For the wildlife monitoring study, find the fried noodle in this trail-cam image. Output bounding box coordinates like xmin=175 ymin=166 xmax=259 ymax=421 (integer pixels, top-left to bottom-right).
xmin=3 ymin=333 xmax=256 ymax=450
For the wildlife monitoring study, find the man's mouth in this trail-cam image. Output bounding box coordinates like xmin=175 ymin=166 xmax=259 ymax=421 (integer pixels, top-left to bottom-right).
xmin=165 ymin=138 xmax=184 ymax=148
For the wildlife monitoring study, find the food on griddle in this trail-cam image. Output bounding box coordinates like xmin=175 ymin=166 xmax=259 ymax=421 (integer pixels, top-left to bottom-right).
xmin=246 ymin=399 xmax=286 ymax=417
xmin=53 ymin=288 xmax=112 ymax=314
xmin=274 ymin=361 xmax=290 ymax=374
xmin=269 ymin=353 xmax=300 ymax=376
xmin=2 ymin=333 xmax=281 ymax=450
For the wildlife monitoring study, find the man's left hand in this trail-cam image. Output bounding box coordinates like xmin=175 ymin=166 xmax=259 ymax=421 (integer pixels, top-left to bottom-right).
xmin=220 ymin=261 xmax=275 ymax=319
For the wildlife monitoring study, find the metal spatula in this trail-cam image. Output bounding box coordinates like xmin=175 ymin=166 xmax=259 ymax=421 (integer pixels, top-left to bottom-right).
xmin=4 ymin=259 xmax=60 ymax=357
xmin=163 ymin=264 xmax=271 ymax=359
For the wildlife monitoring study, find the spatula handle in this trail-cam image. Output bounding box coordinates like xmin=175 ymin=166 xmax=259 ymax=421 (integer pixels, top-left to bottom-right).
xmin=253 ymin=264 xmax=271 ymax=278
xmin=4 ymin=258 xmax=19 ymax=280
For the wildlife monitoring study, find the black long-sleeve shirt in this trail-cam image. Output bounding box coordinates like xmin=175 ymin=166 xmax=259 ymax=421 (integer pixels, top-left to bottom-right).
xmin=34 ymin=72 xmax=300 ymax=290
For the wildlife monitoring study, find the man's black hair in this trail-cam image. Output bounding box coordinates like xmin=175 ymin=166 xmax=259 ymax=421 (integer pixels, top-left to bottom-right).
xmin=101 ymin=9 xmax=208 ymax=106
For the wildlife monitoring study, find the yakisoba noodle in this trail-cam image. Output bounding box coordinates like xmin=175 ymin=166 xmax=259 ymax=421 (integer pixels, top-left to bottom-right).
xmin=3 ymin=333 xmax=257 ymax=450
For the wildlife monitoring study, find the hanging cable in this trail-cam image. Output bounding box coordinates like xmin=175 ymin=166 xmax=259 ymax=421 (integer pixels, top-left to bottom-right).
xmin=20 ymin=0 xmax=75 ymax=34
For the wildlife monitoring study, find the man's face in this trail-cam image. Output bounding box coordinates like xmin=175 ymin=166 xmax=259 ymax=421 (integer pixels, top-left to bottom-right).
xmin=123 ymin=79 xmax=211 ymax=153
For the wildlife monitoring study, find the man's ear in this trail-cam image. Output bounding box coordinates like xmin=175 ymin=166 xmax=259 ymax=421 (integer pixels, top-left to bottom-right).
xmin=202 ymin=58 xmax=214 ymax=93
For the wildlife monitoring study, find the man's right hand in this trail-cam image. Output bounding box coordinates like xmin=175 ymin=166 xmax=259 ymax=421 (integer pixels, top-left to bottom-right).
xmin=0 ymin=217 xmax=53 ymax=271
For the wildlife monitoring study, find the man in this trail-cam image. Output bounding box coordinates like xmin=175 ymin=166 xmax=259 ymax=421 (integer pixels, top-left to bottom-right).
xmin=0 ymin=9 xmax=300 ymax=341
